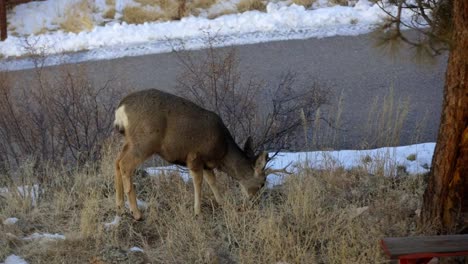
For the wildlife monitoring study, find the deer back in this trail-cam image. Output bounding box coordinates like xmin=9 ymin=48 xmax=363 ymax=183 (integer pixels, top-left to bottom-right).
xmin=115 ymin=89 xmax=234 ymax=168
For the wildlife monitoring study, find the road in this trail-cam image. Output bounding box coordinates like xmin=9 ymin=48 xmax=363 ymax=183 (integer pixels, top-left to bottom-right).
xmin=7 ymin=31 xmax=447 ymax=149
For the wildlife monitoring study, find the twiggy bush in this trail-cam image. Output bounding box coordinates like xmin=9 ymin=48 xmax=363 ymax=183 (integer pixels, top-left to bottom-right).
xmin=173 ymin=36 xmax=330 ymax=154
xmin=0 ymin=65 xmax=124 ymax=176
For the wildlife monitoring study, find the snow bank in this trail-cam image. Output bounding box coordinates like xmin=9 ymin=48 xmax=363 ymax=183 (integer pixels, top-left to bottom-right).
xmin=0 ymin=185 xmax=40 ymax=207
xmin=23 ymin=233 xmax=66 ymax=241
xmin=104 ymin=215 xmax=121 ymax=229
xmin=146 ymin=143 xmax=435 ymax=187
xmin=3 ymin=217 xmax=19 ymax=225
xmin=0 ymin=0 xmax=416 ymax=70
xmin=1 ymin=255 xmax=28 ymax=264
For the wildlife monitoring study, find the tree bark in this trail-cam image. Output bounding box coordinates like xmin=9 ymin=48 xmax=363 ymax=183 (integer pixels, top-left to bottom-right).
xmin=421 ymin=0 xmax=468 ymax=232
xmin=0 ymin=0 xmax=6 ymax=41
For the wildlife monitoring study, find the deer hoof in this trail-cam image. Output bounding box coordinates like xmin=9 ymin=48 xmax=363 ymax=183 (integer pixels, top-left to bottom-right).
xmin=132 ymin=211 xmax=143 ymax=221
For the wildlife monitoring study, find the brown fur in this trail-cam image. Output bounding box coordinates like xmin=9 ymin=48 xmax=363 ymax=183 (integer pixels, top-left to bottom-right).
xmin=114 ymin=89 xmax=268 ymax=220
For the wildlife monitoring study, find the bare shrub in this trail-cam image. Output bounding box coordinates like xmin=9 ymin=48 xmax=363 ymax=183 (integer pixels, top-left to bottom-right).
xmin=0 ymin=65 xmax=124 ymax=176
xmin=172 ymin=36 xmax=330 ymax=153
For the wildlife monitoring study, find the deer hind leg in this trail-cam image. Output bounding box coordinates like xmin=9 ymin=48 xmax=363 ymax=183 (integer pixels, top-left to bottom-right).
xmin=187 ymin=153 xmax=204 ymax=216
xmin=115 ymin=143 xmax=130 ymax=215
xmin=204 ymin=169 xmax=223 ymax=205
xmin=118 ymin=145 xmax=150 ymax=220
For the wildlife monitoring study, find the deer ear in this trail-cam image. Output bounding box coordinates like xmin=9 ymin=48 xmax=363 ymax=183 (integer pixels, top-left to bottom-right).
xmin=254 ymin=151 xmax=268 ymax=174
xmin=243 ymin=136 xmax=255 ymax=158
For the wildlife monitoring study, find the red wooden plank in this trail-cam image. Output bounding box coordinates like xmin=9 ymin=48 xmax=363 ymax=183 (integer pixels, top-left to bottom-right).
xmin=399 ymin=251 xmax=468 ymax=260
xmin=381 ymin=235 xmax=468 ymax=259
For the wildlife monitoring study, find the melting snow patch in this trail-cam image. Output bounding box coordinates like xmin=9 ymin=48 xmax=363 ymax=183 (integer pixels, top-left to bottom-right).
xmin=0 ymin=185 xmax=41 ymax=207
xmin=23 ymin=233 xmax=65 ymax=241
xmin=2 ymin=255 xmax=28 ymax=264
xmin=130 ymin=247 xmax=144 ymax=252
xmin=125 ymin=199 xmax=148 ymax=210
xmin=146 ymin=166 xmax=190 ymax=182
xmin=104 ymin=215 xmax=121 ymax=229
xmin=145 ymin=143 xmax=434 ymax=188
xmin=3 ymin=217 xmax=19 ymax=225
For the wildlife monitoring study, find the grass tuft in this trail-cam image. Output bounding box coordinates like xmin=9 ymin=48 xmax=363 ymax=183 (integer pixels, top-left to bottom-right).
xmin=103 ymin=7 xmax=116 ymax=19
xmin=291 ymin=0 xmax=316 ymax=8
xmin=59 ymin=0 xmax=95 ymax=33
xmin=329 ymin=0 xmax=349 ymax=6
xmin=237 ymin=0 xmax=266 ymax=13
xmin=123 ymin=6 xmax=163 ymax=24
xmin=407 ymin=153 xmax=417 ymax=161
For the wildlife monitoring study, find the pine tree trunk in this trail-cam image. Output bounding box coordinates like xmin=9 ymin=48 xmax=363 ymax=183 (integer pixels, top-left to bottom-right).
xmin=421 ymin=0 xmax=468 ymax=232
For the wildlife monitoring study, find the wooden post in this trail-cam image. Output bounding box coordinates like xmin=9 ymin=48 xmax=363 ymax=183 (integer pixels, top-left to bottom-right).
xmin=0 ymin=0 xmax=6 ymax=41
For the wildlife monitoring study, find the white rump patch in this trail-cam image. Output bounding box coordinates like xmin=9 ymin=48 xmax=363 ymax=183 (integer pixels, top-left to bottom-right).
xmin=114 ymin=105 xmax=129 ymax=130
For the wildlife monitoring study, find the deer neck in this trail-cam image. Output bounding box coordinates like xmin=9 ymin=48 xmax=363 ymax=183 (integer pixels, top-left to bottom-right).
xmin=220 ymin=141 xmax=253 ymax=181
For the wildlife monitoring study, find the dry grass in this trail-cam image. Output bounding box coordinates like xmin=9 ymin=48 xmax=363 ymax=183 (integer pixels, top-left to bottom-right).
xmin=60 ymin=0 xmax=95 ymax=33
xmin=191 ymin=0 xmax=217 ymax=10
xmin=135 ymin=0 xmax=160 ymax=5
xmin=291 ymin=0 xmax=316 ymax=8
xmin=237 ymin=0 xmax=266 ymax=13
xmin=122 ymin=6 xmax=165 ymax=24
xmin=329 ymin=0 xmax=349 ymax=6
xmin=122 ymin=1 xmax=182 ymax=24
xmin=0 ymin=139 xmax=435 ymax=263
xmin=103 ymin=7 xmax=116 ymax=20
xmin=129 ymin=0 xmax=216 ymax=22
xmin=362 ymin=86 xmax=410 ymax=148
xmin=207 ymin=9 xmax=237 ymax=19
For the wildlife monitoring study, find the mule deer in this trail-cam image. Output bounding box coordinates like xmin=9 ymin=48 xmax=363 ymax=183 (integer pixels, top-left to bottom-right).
xmin=114 ymin=89 xmax=270 ymax=220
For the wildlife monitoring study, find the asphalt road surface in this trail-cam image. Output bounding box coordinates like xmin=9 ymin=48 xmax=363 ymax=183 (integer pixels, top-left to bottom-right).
xmin=7 ymin=31 xmax=447 ymax=150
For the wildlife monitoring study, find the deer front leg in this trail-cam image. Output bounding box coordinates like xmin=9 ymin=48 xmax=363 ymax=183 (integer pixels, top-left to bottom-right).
xmin=204 ymin=169 xmax=223 ymax=205
xmin=189 ymin=169 xmax=204 ymax=216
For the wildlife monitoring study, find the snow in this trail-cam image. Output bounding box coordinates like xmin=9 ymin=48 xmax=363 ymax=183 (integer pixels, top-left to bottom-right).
xmin=0 ymin=0 xmax=416 ymax=70
xmin=104 ymin=215 xmax=121 ymax=229
xmin=0 ymin=185 xmax=40 ymax=207
xmin=3 ymin=217 xmax=19 ymax=225
xmin=125 ymin=199 xmax=148 ymax=210
xmin=23 ymin=233 xmax=66 ymax=241
xmin=146 ymin=143 xmax=435 ymax=187
xmin=130 ymin=246 xmax=144 ymax=252
xmin=1 ymin=233 xmax=64 ymax=263
xmin=1 ymin=255 xmax=28 ymax=264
